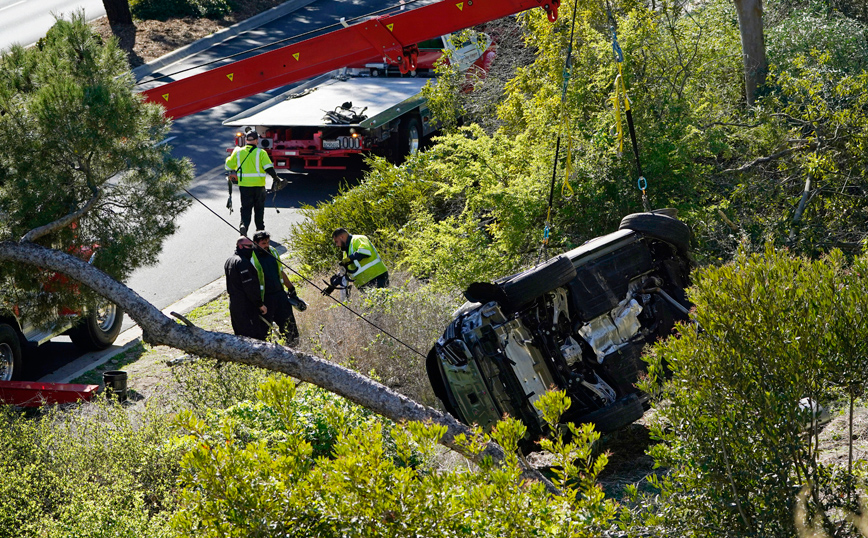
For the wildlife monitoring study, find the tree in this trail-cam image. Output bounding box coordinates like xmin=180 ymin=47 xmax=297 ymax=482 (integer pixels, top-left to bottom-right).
xmin=733 ymin=0 xmax=768 ymax=105
xmin=0 ymin=14 xmax=555 ymax=489
xmin=0 ymin=13 xmax=191 ymax=323
xmin=102 ymin=0 xmax=133 ymax=26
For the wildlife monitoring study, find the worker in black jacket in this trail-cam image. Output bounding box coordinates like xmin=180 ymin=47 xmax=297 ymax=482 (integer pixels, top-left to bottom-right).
xmin=224 ymin=236 xmax=268 ymax=340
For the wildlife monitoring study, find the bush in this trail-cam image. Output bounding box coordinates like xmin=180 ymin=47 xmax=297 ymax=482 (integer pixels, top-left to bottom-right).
xmin=172 ymin=378 xmax=621 ymax=537
xmin=0 ymin=398 xmax=183 ymax=538
xmin=629 ymin=246 xmax=868 ymax=536
xmin=130 ymin=0 xmax=233 ymax=20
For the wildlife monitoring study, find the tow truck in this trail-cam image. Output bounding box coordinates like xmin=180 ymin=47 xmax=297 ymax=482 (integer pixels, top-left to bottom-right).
xmin=221 ymin=32 xmax=495 ymax=170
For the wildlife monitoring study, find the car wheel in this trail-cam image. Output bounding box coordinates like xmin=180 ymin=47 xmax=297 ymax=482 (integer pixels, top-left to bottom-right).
xmin=499 ymin=255 xmax=577 ymax=310
xmin=0 ymin=323 xmax=23 ymax=382
xmin=577 ymin=393 xmax=645 ymax=433
xmin=619 ymin=212 xmax=691 ymax=253
xmin=69 ymin=302 xmax=123 ymax=351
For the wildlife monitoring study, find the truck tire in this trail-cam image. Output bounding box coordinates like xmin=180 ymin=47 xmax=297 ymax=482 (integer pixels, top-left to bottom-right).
xmin=0 ymin=323 xmax=23 ymax=382
xmin=499 ymin=255 xmax=577 ymax=310
xmin=619 ymin=212 xmax=691 ymax=253
xmin=69 ymin=302 xmax=123 ymax=351
xmin=395 ymin=115 xmax=422 ymax=161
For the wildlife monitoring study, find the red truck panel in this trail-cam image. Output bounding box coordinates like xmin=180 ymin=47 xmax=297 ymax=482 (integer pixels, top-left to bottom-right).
xmin=141 ymin=0 xmax=558 ymax=118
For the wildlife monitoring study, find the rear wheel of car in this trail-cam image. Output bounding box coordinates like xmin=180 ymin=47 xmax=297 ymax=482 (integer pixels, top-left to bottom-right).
xmin=578 ymin=393 xmax=645 ymax=433
xmin=499 ymin=255 xmax=577 ymax=310
xmin=69 ymin=302 xmax=123 ymax=351
xmin=0 ymin=323 xmax=23 ymax=382
xmin=619 ymin=212 xmax=691 ymax=253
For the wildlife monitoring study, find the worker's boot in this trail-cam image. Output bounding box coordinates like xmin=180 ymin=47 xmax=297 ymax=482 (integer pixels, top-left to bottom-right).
xmin=240 ymin=224 xmax=248 ymax=237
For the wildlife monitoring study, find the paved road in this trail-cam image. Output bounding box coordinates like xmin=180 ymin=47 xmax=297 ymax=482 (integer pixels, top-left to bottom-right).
xmin=0 ymin=0 xmax=105 ymax=51
xmin=125 ymin=0 xmax=413 ymax=324
xmin=31 ymin=0 xmax=432 ymax=380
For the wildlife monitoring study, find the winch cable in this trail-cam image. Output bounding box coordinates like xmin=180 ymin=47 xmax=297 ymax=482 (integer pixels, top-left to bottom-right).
xmin=134 ymin=0 xmax=429 ymax=87
xmin=607 ymin=3 xmax=650 ymax=212
xmin=538 ymin=0 xmax=581 ymax=263
xmin=182 ymin=187 xmax=428 ymax=359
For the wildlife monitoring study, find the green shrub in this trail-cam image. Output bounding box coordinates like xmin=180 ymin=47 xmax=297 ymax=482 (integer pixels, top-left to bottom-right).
xmin=172 ymin=378 xmax=620 ymax=537
xmin=170 ymin=357 xmax=274 ymax=413
xmin=130 ymin=0 xmax=233 ymax=20
xmin=629 ymin=246 xmax=868 ymax=536
xmin=0 ymin=399 xmax=183 ymax=538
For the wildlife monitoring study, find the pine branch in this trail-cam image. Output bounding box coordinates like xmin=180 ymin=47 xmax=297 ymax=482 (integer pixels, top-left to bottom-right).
xmin=20 ymin=188 xmax=101 ymax=243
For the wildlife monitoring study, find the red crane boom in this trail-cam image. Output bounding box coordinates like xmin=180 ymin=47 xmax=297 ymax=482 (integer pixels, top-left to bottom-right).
xmin=141 ymin=0 xmax=560 ymax=118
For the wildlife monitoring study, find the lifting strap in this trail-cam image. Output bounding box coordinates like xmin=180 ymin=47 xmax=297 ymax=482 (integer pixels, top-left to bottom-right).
xmin=539 ymin=0 xmax=580 ymax=262
xmin=607 ymin=5 xmax=650 ymax=212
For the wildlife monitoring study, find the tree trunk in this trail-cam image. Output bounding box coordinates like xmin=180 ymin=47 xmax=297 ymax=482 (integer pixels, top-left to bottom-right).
xmin=0 ymin=240 xmax=558 ymax=494
xmin=103 ymin=0 xmax=133 ymax=26
xmin=733 ymin=0 xmax=768 ymax=106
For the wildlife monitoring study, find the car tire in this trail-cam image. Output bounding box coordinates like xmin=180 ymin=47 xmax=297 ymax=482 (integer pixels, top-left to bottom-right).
xmin=578 ymin=393 xmax=645 ymax=433
xmin=68 ymin=302 xmax=123 ymax=351
xmin=499 ymin=255 xmax=577 ymax=310
xmin=619 ymin=212 xmax=691 ymax=253
xmin=0 ymin=323 xmax=23 ymax=382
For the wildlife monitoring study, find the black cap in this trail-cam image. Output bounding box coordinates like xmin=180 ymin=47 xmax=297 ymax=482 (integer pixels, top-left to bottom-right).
xmin=246 ymin=130 xmax=259 ymax=140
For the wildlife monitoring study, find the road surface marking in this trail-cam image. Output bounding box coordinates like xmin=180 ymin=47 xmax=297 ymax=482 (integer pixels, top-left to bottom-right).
xmin=0 ymin=1 xmax=26 ymax=13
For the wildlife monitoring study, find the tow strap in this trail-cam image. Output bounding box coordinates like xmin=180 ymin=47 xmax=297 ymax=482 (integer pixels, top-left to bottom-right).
xmin=539 ymin=0 xmax=581 ymax=262
xmin=608 ymin=5 xmax=650 ymax=211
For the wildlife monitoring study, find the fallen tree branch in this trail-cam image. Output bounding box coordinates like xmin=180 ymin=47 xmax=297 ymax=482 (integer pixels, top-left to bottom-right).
xmin=0 ymin=240 xmax=560 ymax=495
xmin=20 ymin=189 xmax=100 ymax=243
xmin=722 ymin=142 xmax=818 ymax=173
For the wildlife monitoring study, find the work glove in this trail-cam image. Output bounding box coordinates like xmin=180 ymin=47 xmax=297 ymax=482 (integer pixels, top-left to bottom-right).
xmin=287 ymin=291 xmax=308 ymax=311
xmin=339 ymin=257 xmax=353 ymax=268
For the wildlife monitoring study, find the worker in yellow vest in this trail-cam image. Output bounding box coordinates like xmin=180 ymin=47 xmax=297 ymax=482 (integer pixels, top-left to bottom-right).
xmin=331 ymin=228 xmax=389 ymax=289
xmin=225 ymin=130 xmax=280 ymax=236
xmin=251 ymin=231 xmax=301 ymax=344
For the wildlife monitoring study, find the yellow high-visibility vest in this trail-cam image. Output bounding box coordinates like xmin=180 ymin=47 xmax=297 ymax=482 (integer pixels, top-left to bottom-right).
xmin=225 ymin=145 xmax=273 ymax=187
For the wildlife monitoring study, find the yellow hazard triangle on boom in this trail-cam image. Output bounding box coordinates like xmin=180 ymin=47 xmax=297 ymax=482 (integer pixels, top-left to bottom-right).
xmin=162 ymin=94 xmax=169 ymax=102
xmin=293 ymin=53 xmax=300 ymax=61
xmin=456 ymin=2 xmax=463 ymax=10
xmin=227 ymin=73 xmax=234 ymax=82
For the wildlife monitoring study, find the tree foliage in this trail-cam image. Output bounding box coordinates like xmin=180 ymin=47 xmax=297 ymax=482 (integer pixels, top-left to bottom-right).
xmin=631 ymin=246 xmax=868 ymax=536
xmin=0 ymin=12 xmax=192 ymax=322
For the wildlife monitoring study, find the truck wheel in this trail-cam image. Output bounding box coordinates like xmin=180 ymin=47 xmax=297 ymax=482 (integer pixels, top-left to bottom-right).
xmin=499 ymin=255 xmax=577 ymax=310
xmin=0 ymin=324 xmax=23 ymax=382
xmin=69 ymin=302 xmax=123 ymax=351
xmin=619 ymin=212 xmax=691 ymax=253
xmin=396 ymin=116 xmax=422 ymax=161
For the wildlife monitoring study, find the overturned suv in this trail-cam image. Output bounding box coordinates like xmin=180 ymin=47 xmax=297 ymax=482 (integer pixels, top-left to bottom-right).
xmin=427 ymin=211 xmax=692 ymax=445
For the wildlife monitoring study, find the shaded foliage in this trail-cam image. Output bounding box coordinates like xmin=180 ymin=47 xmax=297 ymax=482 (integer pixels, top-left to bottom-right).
xmin=0 ymin=13 xmax=192 ymax=324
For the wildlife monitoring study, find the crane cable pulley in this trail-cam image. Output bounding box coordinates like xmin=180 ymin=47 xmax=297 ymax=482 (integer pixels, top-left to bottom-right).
xmin=607 ymin=5 xmax=650 ymax=212
xmin=539 ymin=0 xmax=581 ymax=262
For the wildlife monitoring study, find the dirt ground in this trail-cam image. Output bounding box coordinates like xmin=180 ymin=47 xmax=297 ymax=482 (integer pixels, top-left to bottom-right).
xmin=90 ymin=0 xmax=288 ymax=68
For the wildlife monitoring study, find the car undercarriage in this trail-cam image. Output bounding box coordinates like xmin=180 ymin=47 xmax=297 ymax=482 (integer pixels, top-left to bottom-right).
xmin=427 ymin=211 xmax=693 ymax=447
